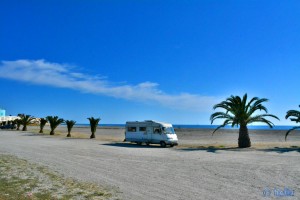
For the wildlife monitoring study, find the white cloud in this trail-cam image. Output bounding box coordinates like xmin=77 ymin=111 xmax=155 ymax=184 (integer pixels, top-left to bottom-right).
xmin=0 ymin=59 xmax=219 ymax=112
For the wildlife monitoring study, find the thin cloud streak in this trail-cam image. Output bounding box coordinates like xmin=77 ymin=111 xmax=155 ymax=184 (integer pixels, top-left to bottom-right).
xmin=0 ymin=59 xmax=218 ymax=111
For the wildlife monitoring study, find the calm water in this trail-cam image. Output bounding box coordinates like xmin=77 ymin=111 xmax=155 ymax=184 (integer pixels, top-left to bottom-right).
xmin=75 ymin=124 xmax=294 ymax=130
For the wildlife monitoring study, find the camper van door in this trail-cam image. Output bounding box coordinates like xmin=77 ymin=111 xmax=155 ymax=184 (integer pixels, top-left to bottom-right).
xmin=144 ymin=127 xmax=152 ymax=141
xmin=151 ymin=126 xmax=163 ymax=143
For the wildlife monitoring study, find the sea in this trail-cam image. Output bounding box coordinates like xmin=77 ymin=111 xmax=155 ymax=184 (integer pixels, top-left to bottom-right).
xmin=75 ymin=124 xmax=295 ymax=130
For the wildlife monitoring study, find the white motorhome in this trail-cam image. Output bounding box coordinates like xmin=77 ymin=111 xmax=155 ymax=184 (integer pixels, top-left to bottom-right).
xmin=124 ymin=120 xmax=178 ymax=147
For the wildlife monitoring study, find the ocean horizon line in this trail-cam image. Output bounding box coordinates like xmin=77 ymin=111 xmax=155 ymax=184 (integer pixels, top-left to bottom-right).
xmin=71 ymin=124 xmax=296 ymax=130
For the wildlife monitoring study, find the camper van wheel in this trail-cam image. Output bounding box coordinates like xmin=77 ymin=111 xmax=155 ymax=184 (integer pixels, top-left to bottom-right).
xmin=146 ymin=142 xmax=150 ymax=146
xmin=170 ymin=144 xmax=174 ymax=147
xmin=160 ymin=141 xmax=166 ymax=148
xmin=137 ymin=142 xmax=142 ymax=145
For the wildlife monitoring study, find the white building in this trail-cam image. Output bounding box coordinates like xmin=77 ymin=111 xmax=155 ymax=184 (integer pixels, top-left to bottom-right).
xmin=0 ymin=108 xmax=19 ymax=123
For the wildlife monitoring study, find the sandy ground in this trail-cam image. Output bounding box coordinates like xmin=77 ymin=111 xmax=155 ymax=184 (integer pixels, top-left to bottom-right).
xmin=0 ymin=126 xmax=300 ymax=199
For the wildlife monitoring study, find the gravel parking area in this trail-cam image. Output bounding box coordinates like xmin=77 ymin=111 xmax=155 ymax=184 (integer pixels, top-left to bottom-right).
xmin=0 ymin=129 xmax=299 ymax=199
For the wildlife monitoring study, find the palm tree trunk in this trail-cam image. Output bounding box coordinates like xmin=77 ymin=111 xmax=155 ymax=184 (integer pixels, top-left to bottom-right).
xmin=50 ymin=130 xmax=54 ymax=135
xmin=22 ymin=125 xmax=27 ymax=131
xmin=238 ymin=125 xmax=251 ymax=148
xmin=90 ymin=132 xmax=95 ymax=139
xmin=39 ymin=129 xmax=43 ymax=133
xmin=67 ymin=131 xmax=71 ymax=137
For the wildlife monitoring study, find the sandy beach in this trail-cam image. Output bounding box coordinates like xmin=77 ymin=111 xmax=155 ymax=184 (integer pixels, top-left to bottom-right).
xmin=0 ymin=126 xmax=299 ymax=199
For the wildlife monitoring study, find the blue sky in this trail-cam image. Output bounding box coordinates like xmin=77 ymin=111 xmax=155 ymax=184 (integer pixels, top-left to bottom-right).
xmin=0 ymin=0 xmax=299 ymax=125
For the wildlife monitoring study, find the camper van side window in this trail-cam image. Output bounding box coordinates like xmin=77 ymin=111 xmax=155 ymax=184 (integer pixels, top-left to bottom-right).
xmin=139 ymin=127 xmax=146 ymax=131
xmin=128 ymin=127 xmax=136 ymax=132
xmin=153 ymin=127 xmax=161 ymax=134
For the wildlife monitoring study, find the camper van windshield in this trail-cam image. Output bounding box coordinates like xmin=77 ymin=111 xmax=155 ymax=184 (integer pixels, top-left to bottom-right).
xmin=162 ymin=127 xmax=175 ymax=134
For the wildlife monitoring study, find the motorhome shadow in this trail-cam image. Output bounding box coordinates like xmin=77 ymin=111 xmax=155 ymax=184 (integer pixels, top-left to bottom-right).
xmin=124 ymin=120 xmax=178 ymax=148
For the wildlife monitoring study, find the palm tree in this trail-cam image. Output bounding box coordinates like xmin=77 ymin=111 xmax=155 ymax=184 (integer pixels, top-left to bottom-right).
xmin=39 ymin=118 xmax=48 ymax=133
xmin=65 ymin=120 xmax=76 ymax=137
xmin=11 ymin=120 xmax=17 ymax=129
xmin=20 ymin=114 xmax=34 ymax=131
xmin=210 ymin=93 xmax=279 ymax=148
xmin=87 ymin=117 xmax=101 ymax=139
xmin=46 ymin=116 xmax=64 ymax=135
xmin=14 ymin=119 xmax=22 ymax=130
xmin=285 ymin=105 xmax=300 ymax=140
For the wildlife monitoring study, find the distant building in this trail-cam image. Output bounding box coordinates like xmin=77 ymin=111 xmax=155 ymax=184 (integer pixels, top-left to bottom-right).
xmin=0 ymin=108 xmax=5 ymax=117
xmin=0 ymin=108 xmax=19 ymax=123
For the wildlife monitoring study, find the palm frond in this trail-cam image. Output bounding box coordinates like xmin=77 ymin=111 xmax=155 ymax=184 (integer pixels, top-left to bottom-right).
xmin=213 ymin=102 xmax=231 ymax=110
xmin=20 ymin=115 xmax=34 ymax=124
xmin=210 ymin=112 xmax=233 ymax=123
xmin=66 ymin=120 xmax=76 ymax=129
xmin=245 ymin=96 xmax=259 ymax=112
xmin=241 ymin=93 xmax=248 ymax=112
xmin=212 ymin=120 xmax=231 ymax=134
xmin=290 ymin=118 xmax=300 ymax=123
xmin=246 ymin=114 xmax=279 ymax=127
xmin=210 ymin=93 xmax=279 ymax=132
xmin=285 ymin=105 xmax=300 ymax=140
xmin=247 ymin=99 xmax=269 ymax=116
xmin=285 ymin=110 xmax=300 ymax=121
xmin=264 ymin=114 xmax=280 ymax=121
xmin=285 ymin=126 xmax=300 ymax=141
xmin=257 ymin=118 xmax=274 ymax=128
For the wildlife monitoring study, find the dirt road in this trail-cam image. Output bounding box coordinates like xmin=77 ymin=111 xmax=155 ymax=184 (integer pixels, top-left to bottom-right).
xmin=0 ymin=130 xmax=299 ymax=199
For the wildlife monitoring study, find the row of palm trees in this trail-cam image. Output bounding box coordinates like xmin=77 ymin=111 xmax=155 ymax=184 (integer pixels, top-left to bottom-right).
xmin=210 ymin=93 xmax=300 ymax=148
xmin=9 ymin=93 xmax=300 ymax=149
xmin=15 ymin=115 xmax=101 ymax=139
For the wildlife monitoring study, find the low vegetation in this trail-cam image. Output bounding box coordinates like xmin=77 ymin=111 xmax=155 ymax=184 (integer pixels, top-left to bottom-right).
xmin=0 ymin=154 xmax=115 ymax=200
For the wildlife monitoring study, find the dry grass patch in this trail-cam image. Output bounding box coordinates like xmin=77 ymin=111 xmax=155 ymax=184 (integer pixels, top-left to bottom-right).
xmin=23 ymin=126 xmax=120 ymax=141
xmin=0 ymin=154 xmax=119 ymax=200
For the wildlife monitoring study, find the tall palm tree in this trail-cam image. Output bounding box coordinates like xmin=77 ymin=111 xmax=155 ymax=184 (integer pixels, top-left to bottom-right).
xmin=20 ymin=114 xmax=34 ymax=131
xmin=87 ymin=117 xmax=101 ymax=139
xmin=39 ymin=118 xmax=48 ymax=133
xmin=285 ymin=105 xmax=300 ymax=140
xmin=65 ymin=120 xmax=76 ymax=137
xmin=210 ymin=93 xmax=279 ymax=148
xmin=46 ymin=116 xmax=64 ymax=135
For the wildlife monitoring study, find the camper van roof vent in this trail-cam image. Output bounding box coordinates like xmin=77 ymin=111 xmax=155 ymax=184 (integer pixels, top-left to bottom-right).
xmin=144 ymin=120 xmax=154 ymax=122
